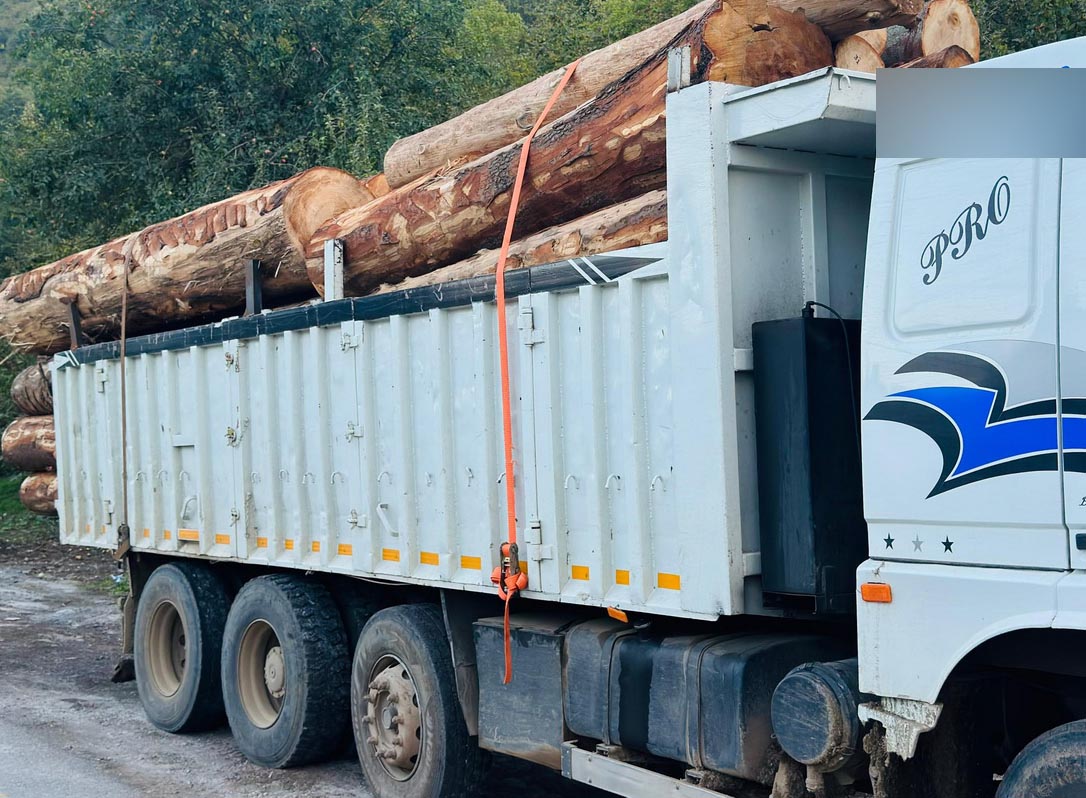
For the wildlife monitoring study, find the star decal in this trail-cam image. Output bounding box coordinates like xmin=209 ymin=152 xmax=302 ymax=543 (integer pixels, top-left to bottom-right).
xmin=883 ymin=535 xmax=895 ymax=550
xmin=942 ymin=537 xmax=954 ymax=553
xmin=912 ymin=535 xmax=923 ymax=552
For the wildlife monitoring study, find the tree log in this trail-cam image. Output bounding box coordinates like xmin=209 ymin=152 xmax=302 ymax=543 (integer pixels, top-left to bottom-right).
xmin=382 ymin=1 xmax=719 ymax=190
xmin=2 ymin=415 xmax=56 ymax=472
xmin=378 ymin=190 xmax=668 ymax=293
xmin=773 ymin=0 xmax=923 ymax=41
xmin=897 ymin=43 xmax=976 ymax=67
xmin=834 ymin=0 xmax=979 ymax=71
xmin=10 ymin=362 xmax=53 ymax=416
xmin=309 ymin=0 xmax=831 ymax=296
xmin=384 ymin=0 xmax=919 ymax=188
xmin=20 ymin=472 xmax=57 ymax=516
xmin=0 ymin=167 xmax=374 ymax=355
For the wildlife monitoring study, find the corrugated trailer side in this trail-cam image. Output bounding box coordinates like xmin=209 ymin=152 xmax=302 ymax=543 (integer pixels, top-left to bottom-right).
xmin=54 ymin=70 xmax=876 ymax=624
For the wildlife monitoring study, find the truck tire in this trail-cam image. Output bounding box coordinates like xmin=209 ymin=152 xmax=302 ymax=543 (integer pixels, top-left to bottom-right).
xmin=997 ymin=720 xmax=1086 ymax=798
xmin=352 ymin=603 xmax=483 ymax=798
xmin=134 ymin=562 xmax=228 ymax=733
xmin=221 ymin=574 xmax=350 ymax=768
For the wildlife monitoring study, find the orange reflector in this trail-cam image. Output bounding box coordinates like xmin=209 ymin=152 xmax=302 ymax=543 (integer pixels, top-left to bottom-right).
xmin=607 ymin=607 xmax=629 ymax=623
xmin=861 ymin=582 xmax=893 ymax=603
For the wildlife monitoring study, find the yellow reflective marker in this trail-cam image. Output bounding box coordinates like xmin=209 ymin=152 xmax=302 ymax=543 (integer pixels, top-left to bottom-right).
xmin=163 ymin=530 xmax=173 ymax=540
xmin=571 ymin=565 xmax=590 ymax=581
xmin=420 ymin=551 xmax=440 ymax=566
xmin=337 ymin=543 xmax=353 ymax=556
xmin=214 ymin=534 xmax=230 ymax=546
xmin=382 ymin=548 xmax=401 ymax=563
xmin=284 ymin=539 xmax=295 ymax=551
xmin=460 ymin=555 xmax=482 ymax=570
xmin=615 ymin=569 xmax=631 ymax=586
xmin=255 ymin=536 xmax=268 ymax=549
xmin=178 ymin=528 xmax=199 ymax=542
xmin=657 ymin=572 xmax=681 ymax=590
xmin=311 ymin=541 xmax=321 ymax=553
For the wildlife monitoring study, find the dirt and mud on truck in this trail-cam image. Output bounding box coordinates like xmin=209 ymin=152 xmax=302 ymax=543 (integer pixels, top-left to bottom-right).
xmin=11 ymin=22 xmax=1086 ymax=798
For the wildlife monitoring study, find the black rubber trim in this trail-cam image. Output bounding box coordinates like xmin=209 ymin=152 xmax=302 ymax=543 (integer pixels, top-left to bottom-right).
xmin=58 ymin=254 xmax=660 ymax=367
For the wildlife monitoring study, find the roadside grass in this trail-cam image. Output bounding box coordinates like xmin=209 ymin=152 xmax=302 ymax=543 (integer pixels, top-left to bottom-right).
xmin=89 ymin=573 xmax=129 ymax=597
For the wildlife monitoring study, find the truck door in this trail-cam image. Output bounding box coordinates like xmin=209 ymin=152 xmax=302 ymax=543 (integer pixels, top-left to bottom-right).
xmin=863 ymin=158 xmax=1067 ymax=570
xmin=1060 ymin=159 xmax=1086 ymax=569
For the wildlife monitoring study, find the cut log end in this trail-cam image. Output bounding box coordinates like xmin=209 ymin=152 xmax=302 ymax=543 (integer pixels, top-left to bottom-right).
xmin=20 ymin=472 xmax=57 ymax=516
xmin=2 ymin=415 xmax=56 ymax=472
xmin=10 ymin=362 xmax=53 ymax=416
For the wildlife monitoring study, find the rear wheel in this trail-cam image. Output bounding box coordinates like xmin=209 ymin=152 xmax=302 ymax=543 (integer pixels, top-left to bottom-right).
xmin=134 ymin=562 xmax=228 ymax=732
xmin=221 ymin=574 xmax=350 ymax=768
xmin=352 ymin=603 xmax=483 ymax=798
xmin=997 ymin=720 xmax=1086 ymax=798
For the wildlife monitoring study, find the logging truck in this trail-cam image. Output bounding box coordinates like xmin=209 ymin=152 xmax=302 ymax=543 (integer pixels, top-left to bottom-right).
xmin=50 ymin=38 xmax=1086 ymax=798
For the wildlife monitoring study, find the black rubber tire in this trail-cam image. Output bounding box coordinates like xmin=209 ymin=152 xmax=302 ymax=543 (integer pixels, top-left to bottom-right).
xmin=352 ymin=603 xmax=484 ymax=798
xmin=221 ymin=574 xmax=350 ymax=768
xmin=133 ymin=562 xmax=228 ymax=733
xmin=998 ymin=720 xmax=1086 ymax=798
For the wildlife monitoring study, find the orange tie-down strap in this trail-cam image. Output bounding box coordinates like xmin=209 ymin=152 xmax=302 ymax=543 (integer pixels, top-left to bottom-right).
xmin=491 ymin=58 xmax=582 ymax=685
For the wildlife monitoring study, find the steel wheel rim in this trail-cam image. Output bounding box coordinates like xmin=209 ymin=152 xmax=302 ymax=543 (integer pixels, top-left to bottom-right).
xmin=237 ymin=619 xmax=285 ymax=729
xmin=364 ymin=654 xmax=423 ymax=781
xmin=147 ymin=600 xmax=187 ymax=698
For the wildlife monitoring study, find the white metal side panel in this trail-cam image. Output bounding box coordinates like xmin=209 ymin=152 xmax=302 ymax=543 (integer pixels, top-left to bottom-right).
xmin=135 ymin=345 xmax=237 ymax=556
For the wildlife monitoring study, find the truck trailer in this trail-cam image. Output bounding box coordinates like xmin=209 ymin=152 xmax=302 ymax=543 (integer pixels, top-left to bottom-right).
xmin=52 ymin=38 xmax=1086 ymax=798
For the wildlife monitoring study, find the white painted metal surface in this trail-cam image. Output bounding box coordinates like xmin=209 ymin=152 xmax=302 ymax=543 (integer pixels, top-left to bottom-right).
xmin=54 ymin=70 xmax=875 ymax=621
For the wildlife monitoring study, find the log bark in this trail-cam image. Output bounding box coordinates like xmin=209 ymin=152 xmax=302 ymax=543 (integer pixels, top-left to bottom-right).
xmin=20 ymin=472 xmax=57 ymax=516
xmin=382 ymin=1 xmax=719 ymax=190
xmin=897 ymin=43 xmax=975 ymax=67
xmin=309 ymin=0 xmax=831 ymax=296
xmin=378 ymin=190 xmax=668 ymax=293
xmin=773 ymin=0 xmax=923 ymax=41
xmin=0 ymin=167 xmax=374 ymax=355
xmin=834 ymin=0 xmax=979 ymax=71
xmin=2 ymin=415 xmax=56 ymax=472
xmin=10 ymin=362 xmax=52 ymax=416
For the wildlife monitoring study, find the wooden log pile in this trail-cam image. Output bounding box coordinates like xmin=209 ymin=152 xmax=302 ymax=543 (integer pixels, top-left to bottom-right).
xmin=0 ymin=0 xmax=983 ymax=514
xmin=834 ymin=0 xmax=979 ymax=71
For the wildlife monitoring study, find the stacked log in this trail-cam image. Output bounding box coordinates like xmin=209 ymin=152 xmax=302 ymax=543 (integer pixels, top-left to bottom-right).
xmin=834 ymin=0 xmax=979 ymax=71
xmin=2 ymin=416 xmax=56 ymax=472
xmin=0 ymin=167 xmax=379 ymax=355
xmin=379 ymin=190 xmax=668 ymax=293
xmin=5 ymin=360 xmax=57 ymax=515
xmin=10 ymin=363 xmax=52 ymax=416
xmin=19 ymin=473 xmax=57 ymax=517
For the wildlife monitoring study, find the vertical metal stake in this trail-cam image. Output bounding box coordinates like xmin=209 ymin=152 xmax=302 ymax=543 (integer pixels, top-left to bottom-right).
xmin=324 ymin=238 xmax=345 ymax=301
xmin=244 ymin=259 xmax=263 ymax=316
xmin=62 ymin=299 xmax=85 ymax=349
xmin=667 ymin=46 xmax=692 ymax=93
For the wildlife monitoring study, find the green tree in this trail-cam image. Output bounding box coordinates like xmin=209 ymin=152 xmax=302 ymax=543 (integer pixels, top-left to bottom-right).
xmin=0 ymin=0 xmax=474 ymax=272
xmin=972 ymin=0 xmax=1086 ymax=58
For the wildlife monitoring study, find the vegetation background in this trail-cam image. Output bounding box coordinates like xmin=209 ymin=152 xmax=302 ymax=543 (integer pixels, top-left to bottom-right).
xmin=0 ymin=0 xmax=1082 ymax=511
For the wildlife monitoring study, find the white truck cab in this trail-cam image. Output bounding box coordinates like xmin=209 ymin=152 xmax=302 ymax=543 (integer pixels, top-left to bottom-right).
xmin=857 ymin=39 xmax=1086 ymax=789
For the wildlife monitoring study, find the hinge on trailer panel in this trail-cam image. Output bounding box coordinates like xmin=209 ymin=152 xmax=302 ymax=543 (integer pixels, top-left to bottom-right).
xmin=95 ymin=366 xmax=108 ymax=392
xmin=345 ymin=421 xmax=364 ymax=441
xmin=224 ymin=351 xmax=239 ymax=372
xmin=518 ymin=307 xmax=545 ymax=346
xmin=348 ymin=510 xmax=368 ymax=529
xmin=225 ymin=426 xmax=237 ymax=445
xmin=525 ymin=518 xmax=542 ymax=545
xmin=230 ymin=508 xmax=240 ymax=526
xmin=341 ymin=331 xmax=361 ymax=351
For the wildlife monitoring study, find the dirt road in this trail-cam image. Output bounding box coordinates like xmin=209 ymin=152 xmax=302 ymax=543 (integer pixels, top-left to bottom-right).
xmin=0 ymin=536 xmax=604 ymax=798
